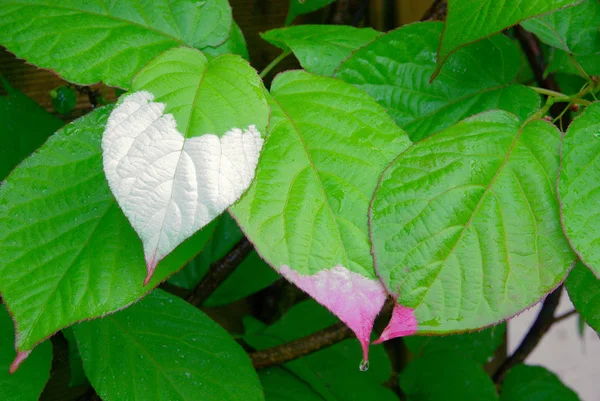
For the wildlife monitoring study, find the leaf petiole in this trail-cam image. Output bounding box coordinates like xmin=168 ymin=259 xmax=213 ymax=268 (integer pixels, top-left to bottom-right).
xmin=259 ymin=50 xmax=292 ymax=79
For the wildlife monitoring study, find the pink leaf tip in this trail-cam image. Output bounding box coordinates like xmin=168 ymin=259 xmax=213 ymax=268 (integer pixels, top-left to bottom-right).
xmin=143 ymin=256 xmax=158 ymax=286
xmin=278 ymin=264 xmax=387 ymax=363
xmin=9 ymin=351 xmax=31 ymax=374
xmin=374 ymin=304 xmax=417 ymax=344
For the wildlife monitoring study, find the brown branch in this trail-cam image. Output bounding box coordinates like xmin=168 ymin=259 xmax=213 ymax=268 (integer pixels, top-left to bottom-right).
xmin=422 ymin=0 xmax=448 ymax=21
xmin=553 ymin=309 xmax=578 ymax=324
xmin=185 ymin=237 xmax=254 ymax=307
xmin=250 ymin=322 xmax=353 ymax=369
xmin=493 ymin=286 xmax=563 ymax=384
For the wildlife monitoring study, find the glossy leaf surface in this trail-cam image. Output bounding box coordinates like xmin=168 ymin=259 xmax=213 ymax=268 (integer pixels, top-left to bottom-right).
xmin=74 ymin=290 xmax=262 ymax=401
xmin=566 ymin=263 xmax=600 ymax=333
xmin=0 ymin=107 xmax=215 ymax=351
xmin=231 ymin=70 xmax=411 ymax=360
xmin=399 ymin=354 xmax=498 ymax=401
xmin=405 ymin=323 xmax=505 ymax=364
xmin=558 ymin=102 xmax=600 ymax=276
xmin=0 ymin=78 xmax=63 ymax=180
xmin=169 ymin=212 xmax=279 ymax=306
xmin=500 ymin=365 xmax=580 ymax=401
xmin=259 ymin=367 xmax=323 ymax=401
xmin=437 ymin=0 xmax=582 ymax=71
xmin=244 ymin=301 xmax=397 ymax=401
xmin=103 ymin=47 xmax=269 ymax=282
xmin=262 ymin=25 xmax=379 ymax=76
xmin=0 ymin=305 xmax=52 ymax=400
xmin=522 ymin=0 xmax=600 ymax=76
xmin=336 ymin=22 xmax=540 ymax=141
xmin=286 ymin=0 xmax=335 ymax=25
xmin=371 ymin=111 xmax=574 ymax=334
xmin=0 ymin=0 xmax=232 ymax=88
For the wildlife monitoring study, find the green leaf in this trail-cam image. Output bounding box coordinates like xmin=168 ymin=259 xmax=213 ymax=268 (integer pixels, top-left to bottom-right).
xmin=285 ymin=0 xmax=335 ymax=25
xmin=546 ymin=47 xmax=600 ymax=77
xmin=259 ymin=367 xmax=324 ymax=401
xmin=0 ymin=78 xmax=63 ymax=180
xmin=399 ymin=354 xmax=498 ymax=401
xmin=50 ymin=86 xmax=77 ymax=115
xmin=336 ymin=22 xmax=541 ymax=142
xmin=437 ymin=0 xmax=583 ymax=73
xmin=558 ymin=102 xmax=600 ymax=276
xmin=405 ymin=323 xmax=505 ymax=364
xmin=203 ymin=22 xmax=250 ymax=60
xmin=244 ymin=301 xmax=398 ymax=401
xmin=62 ymin=328 xmax=88 ymax=388
xmin=0 ymin=0 xmax=232 ymax=88
xmin=73 ymin=289 xmax=262 ymax=401
xmin=231 ymin=70 xmax=411 ymax=359
xmin=522 ymin=0 xmax=600 ymax=77
xmin=370 ymin=111 xmax=575 ymax=334
xmin=0 ymin=106 xmax=216 ymax=352
xmin=500 ymin=364 xmax=581 ymax=401
xmin=566 ymin=262 xmax=600 ymax=333
xmin=261 ymin=25 xmax=379 ymax=76
xmin=169 ymin=213 xmax=279 ymax=306
xmin=1 ymin=305 xmax=52 ymax=400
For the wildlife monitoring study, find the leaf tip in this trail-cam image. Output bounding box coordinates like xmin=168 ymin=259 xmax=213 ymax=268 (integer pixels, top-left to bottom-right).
xmin=143 ymin=257 xmax=158 ymax=286
xmin=9 ymin=350 xmax=31 ymax=374
xmin=374 ymin=304 xmax=417 ymax=344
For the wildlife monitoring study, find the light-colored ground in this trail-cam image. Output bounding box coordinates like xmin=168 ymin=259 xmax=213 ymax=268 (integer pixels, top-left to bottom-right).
xmin=508 ymin=289 xmax=600 ymax=401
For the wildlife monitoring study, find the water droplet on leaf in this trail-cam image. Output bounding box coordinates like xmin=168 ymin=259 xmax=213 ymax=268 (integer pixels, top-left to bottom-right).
xmin=359 ymin=359 xmax=369 ymax=372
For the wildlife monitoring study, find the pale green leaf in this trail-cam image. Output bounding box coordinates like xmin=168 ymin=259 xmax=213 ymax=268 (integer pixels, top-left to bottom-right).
xmin=286 ymin=0 xmax=335 ymax=25
xmin=399 ymin=354 xmax=498 ymax=401
xmin=500 ymin=365 xmax=580 ymax=401
xmin=203 ymin=22 xmax=250 ymax=60
xmin=437 ymin=0 xmax=583 ymax=72
xmin=336 ymin=22 xmax=541 ymax=142
xmin=0 ymin=0 xmax=232 ymax=88
xmin=0 ymin=305 xmax=52 ymax=401
xmin=566 ymin=262 xmax=600 ymax=333
xmin=261 ymin=25 xmax=379 ymax=76
xmin=73 ymin=289 xmax=262 ymax=401
xmin=371 ymin=111 xmax=575 ymax=334
xmin=231 ymin=70 xmax=411 ymax=356
xmin=0 ymin=78 xmax=63 ymax=180
xmin=405 ymin=323 xmax=506 ymax=364
xmin=522 ymin=0 xmax=600 ymax=77
xmin=558 ymin=102 xmax=600 ymax=276
xmin=0 ymin=106 xmax=216 ymax=351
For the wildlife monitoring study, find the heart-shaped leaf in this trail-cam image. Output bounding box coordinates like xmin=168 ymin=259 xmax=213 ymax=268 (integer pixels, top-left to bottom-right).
xmin=436 ymin=0 xmax=582 ymax=74
xmin=558 ymin=102 xmax=600 ymax=276
xmin=73 ymin=289 xmax=263 ymax=401
xmin=336 ymin=22 xmax=541 ymax=142
xmin=231 ymin=70 xmax=411 ymax=362
xmin=370 ymin=111 xmax=574 ymax=337
xmin=0 ymin=106 xmax=216 ymax=357
xmin=103 ymin=47 xmax=269 ymax=284
xmin=566 ymin=263 xmax=600 ymax=333
xmin=0 ymin=305 xmax=52 ymax=399
xmin=522 ymin=0 xmax=600 ymax=77
xmin=500 ymin=365 xmax=581 ymax=401
xmin=0 ymin=0 xmax=232 ymax=88
xmin=261 ymin=25 xmax=379 ymax=76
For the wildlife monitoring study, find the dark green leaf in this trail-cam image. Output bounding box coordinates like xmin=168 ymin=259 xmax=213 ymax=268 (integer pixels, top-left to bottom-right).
xmin=50 ymin=86 xmax=77 ymax=115
xmin=0 ymin=106 xmax=216 ymax=352
xmin=405 ymin=323 xmax=505 ymax=364
xmin=500 ymin=365 xmax=580 ymax=401
xmin=566 ymin=262 xmax=600 ymax=333
xmin=0 ymin=78 xmax=63 ymax=180
xmin=286 ymin=0 xmax=335 ymax=25
xmin=0 ymin=305 xmax=52 ymax=401
xmin=399 ymin=354 xmax=498 ymax=401
xmin=371 ymin=112 xmax=575 ymax=334
xmin=522 ymin=0 xmax=600 ymax=77
xmin=259 ymin=367 xmax=324 ymax=401
xmin=261 ymin=25 xmax=379 ymax=76
xmin=73 ymin=290 xmax=262 ymax=401
xmin=169 ymin=213 xmax=279 ymax=306
xmin=558 ymin=102 xmax=600 ymax=276
xmin=62 ymin=328 xmax=88 ymax=388
xmin=336 ymin=22 xmax=540 ymax=141
xmin=437 ymin=0 xmax=582 ymax=72
xmin=0 ymin=0 xmax=232 ymax=88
